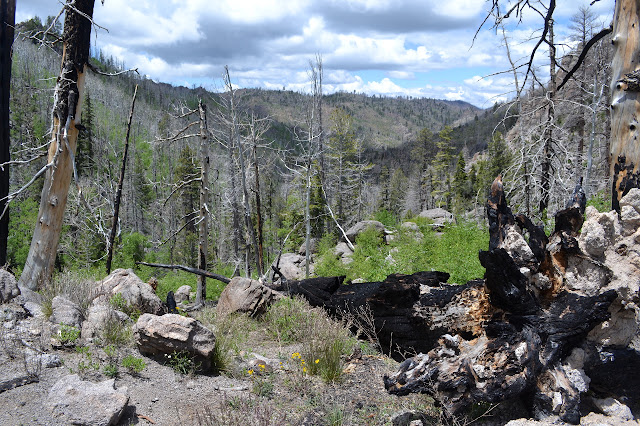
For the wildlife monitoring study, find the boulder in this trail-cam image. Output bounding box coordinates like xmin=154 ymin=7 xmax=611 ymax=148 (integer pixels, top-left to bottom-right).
xmin=133 ymin=313 xmax=216 ymax=370
xmin=418 ymin=208 xmax=454 ymax=228
xmin=174 ymin=285 xmax=192 ymax=304
xmin=0 ymin=269 xmax=19 ymax=303
xmin=81 ymin=305 xmax=130 ymax=340
xmin=216 ymin=277 xmax=277 ymax=317
xmin=50 ymin=296 xmax=84 ymax=329
xmin=591 ymin=397 xmax=634 ymax=421
xmin=92 ymin=269 xmax=163 ymax=315
xmin=334 ymin=242 xmax=354 ymax=264
xmin=278 ymin=252 xmax=310 ymax=280
xmin=298 ymin=238 xmax=318 ymax=256
xmin=47 ymin=374 xmax=128 ymax=426
xmin=345 ymin=220 xmax=386 ymax=242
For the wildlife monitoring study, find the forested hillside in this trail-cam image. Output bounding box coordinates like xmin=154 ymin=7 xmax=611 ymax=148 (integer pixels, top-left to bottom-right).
xmin=7 ymin=8 xmax=612 ymax=294
xmin=6 ymin=18 xmax=507 ymax=285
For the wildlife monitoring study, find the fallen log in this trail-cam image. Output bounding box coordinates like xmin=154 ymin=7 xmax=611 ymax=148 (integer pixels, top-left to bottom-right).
xmin=135 ymin=262 xmax=231 ymax=284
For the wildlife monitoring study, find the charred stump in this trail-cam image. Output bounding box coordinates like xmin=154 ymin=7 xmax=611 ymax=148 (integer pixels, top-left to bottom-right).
xmin=382 ymin=178 xmax=638 ymax=424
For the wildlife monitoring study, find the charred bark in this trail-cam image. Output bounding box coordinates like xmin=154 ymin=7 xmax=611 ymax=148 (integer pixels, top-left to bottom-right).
xmin=18 ymin=0 xmax=95 ymax=290
xmin=0 ymin=0 xmax=15 ymax=266
xmin=106 ymin=84 xmax=138 ymax=274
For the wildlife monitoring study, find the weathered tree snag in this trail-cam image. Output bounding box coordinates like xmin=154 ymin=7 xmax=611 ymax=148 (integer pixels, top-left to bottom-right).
xmin=0 ymin=0 xmax=15 ymax=266
xmin=610 ymin=0 xmax=640 ymax=211
xmin=18 ymin=0 xmax=95 ymax=290
xmin=196 ymin=100 xmax=209 ymax=305
xmin=106 ymin=84 xmax=138 ymax=275
xmin=487 ymin=175 xmax=513 ymax=251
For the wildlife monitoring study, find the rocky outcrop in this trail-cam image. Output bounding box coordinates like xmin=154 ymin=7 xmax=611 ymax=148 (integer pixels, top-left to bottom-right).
xmin=0 ymin=269 xmax=19 ymax=303
xmin=277 ymin=252 xmax=311 ymax=280
xmin=174 ymin=285 xmax=192 ymax=304
xmin=47 ymin=374 xmax=128 ymax=426
xmin=50 ymin=296 xmax=84 ymax=329
xmin=418 ymin=208 xmax=454 ymax=228
xmin=133 ymin=313 xmax=216 ymax=370
xmin=216 ymin=276 xmax=277 ymax=317
xmin=92 ymin=269 xmax=163 ymax=315
xmin=81 ymin=304 xmax=130 ymax=341
xmin=345 ymin=220 xmax=386 ymax=242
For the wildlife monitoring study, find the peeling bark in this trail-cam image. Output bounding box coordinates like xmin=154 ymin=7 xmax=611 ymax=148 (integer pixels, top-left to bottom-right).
xmin=18 ymin=0 xmax=95 ymax=290
xmin=610 ymin=0 xmax=640 ymax=211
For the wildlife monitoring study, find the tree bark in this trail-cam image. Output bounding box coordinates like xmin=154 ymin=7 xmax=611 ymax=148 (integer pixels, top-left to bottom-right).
xmin=106 ymin=84 xmax=138 ymax=274
xmin=609 ymin=0 xmax=640 ymax=211
xmin=196 ymin=100 xmax=208 ymax=305
xmin=0 ymin=0 xmax=15 ymax=266
xmin=18 ymin=0 xmax=95 ymax=290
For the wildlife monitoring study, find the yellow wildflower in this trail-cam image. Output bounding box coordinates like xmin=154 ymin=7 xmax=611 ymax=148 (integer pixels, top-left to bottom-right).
xmin=315 ymin=359 xmax=319 ymax=364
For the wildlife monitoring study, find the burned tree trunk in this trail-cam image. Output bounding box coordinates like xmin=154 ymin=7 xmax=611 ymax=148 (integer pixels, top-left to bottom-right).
xmin=382 ymin=178 xmax=636 ymax=424
xmin=610 ymin=0 xmax=640 ymax=211
xmin=106 ymin=84 xmax=138 ymax=275
xmin=196 ymin=100 xmax=209 ymax=305
xmin=0 ymin=0 xmax=15 ymax=266
xmin=18 ymin=0 xmax=95 ymax=290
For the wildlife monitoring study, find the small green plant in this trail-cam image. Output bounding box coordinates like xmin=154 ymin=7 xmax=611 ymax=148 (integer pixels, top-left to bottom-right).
xmin=264 ymin=296 xmax=310 ymax=343
xmin=247 ymin=367 xmax=275 ymax=398
xmin=103 ymin=363 xmax=118 ymax=378
xmin=164 ymin=350 xmax=200 ymax=375
xmin=122 ymin=355 xmax=146 ymax=375
xmin=59 ymin=325 xmax=80 ymax=345
xmin=102 ymin=318 xmax=132 ymax=346
xmin=586 ymin=189 xmax=610 ymax=213
xmin=108 ymin=293 xmax=141 ymax=321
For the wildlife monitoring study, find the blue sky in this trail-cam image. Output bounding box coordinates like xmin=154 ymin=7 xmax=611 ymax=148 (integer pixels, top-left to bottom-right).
xmin=16 ymin=0 xmax=615 ymax=108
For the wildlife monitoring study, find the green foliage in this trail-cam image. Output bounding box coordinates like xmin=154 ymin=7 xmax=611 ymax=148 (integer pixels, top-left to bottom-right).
xmin=372 ymin=209 xmax=397 ymax=228
xmin=102 ymin=363 xmax=119 ymax=378
xmin=314 ymin=234 xmax=348 ymax=278
xmin=586 ymin=189 xmax=610 ymax=212
xmin=349 ymin=227 xmax=392 ymax=282
xmin=164 ymin=350 xmax=200 ymax=375
xmin=7 ymin=197 xmax=39 ymax=274
xmin=264 ymin=296 xmax=311 ymax=343
xmin=59 ymin=325 xmax=80 ymax=345
xmin=122 ymin=355 xmax=147 ymax=375
xmin=113 ymin=232 xmax=150 ymax=270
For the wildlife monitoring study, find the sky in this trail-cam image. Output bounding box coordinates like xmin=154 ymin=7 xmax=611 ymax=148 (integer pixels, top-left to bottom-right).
xmin=15 ymin=0 xmax=615 ymax=108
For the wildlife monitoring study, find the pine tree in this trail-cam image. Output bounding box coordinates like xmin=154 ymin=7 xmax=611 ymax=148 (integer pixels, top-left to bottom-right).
xmin=76 ymin=90 xmax=94 ymax=177
xmin=431 ymin=126 xmax=454 ymax=209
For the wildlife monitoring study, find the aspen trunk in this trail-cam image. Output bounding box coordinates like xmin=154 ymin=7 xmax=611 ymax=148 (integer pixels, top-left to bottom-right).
xmin=0 ymin=0 xmax=15 ymax=266
xmin=18 ymin=0 xmax=95 ymax=290
xmin=610 ymin=0 xmax=640 ymax=211
xmin=196 ymin=100 xmax=208 ymax=305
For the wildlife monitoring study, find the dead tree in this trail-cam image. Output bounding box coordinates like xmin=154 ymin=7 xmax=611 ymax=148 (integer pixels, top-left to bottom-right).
xmin=0 ymin=0 xmax=15 ymax=266
xmin=18 ymin=0 xmax=95 ymax=290
xmin=610 ymin=0 xmax=640 ymax=211
xmin=105 ymin=84 xmax=138 ymax=274
xmin=156 ymin=100 xmax=210 ymax=305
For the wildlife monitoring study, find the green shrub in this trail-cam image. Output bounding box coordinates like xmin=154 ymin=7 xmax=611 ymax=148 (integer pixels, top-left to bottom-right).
xmin=586 ymin=189 xmax=610 ymax=213
xmin=122 ymin=355 xmax=147 ymax=375
xmin=263 ymin=296 xmax=311 ymax=343
xmin=102 ymin=363 xmax=119 ymax=378
xmin=59 ymin=325 xmax=80 ymax=345
xmin=164 ymin=350 xmax=200 ymax=375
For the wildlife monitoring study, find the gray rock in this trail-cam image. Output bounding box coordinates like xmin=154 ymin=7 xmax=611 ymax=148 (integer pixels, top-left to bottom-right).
xmin=50 ymin=296 xmax=84 ymax=329
xmin=216 ymin=277 xmax=276 ymax=317
xmin=334 ymin=242 xmax=353 ymax=258
xmin=174 ymin=285 xmax=192 ymax=304
xmin=133 ymin=313 xmax=216 ymax=370
xmin=278 ymin=252 xmax=307 ymax=280
xmin=502 ymin=225 xmax=536 ymax=263
xmin=0 ymin=269 xmax=19 ymax=303
xmin=27 ymin=352 xmax=62 ymax=368
xmin=418 ymin=208 xmax=455 ymax=228
xmin=298 ymin=238 xmax=318 ymax=256
xmin=619 ymin=188 xmax=640 ymax=213
xmin=81 ymin=305 xmax=129 ymax=340
xmin=93 ymin=269 xmax=163 ymax=315
xmin=345 ymin=220 xmax=386 ymax=242
xmin=592 ymin=397 xmax=634 ymax=421
xmin=391 ymin=410 xmax=427 ymax=426
xmin=47 ymin=374 xmax=128 ymax=426
xmin=621 ymin=204 xmax=640 ymax=236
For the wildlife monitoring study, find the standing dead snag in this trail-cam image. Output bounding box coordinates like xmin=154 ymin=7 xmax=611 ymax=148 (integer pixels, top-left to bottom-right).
xmin=196 ymin=100 xmax=209 ymax=305
xmin=106 ymin=84 xmax=138 ymax=275
xmin=18 ymin=0 xmax=95 ymax=290
xmin=610 ymin=0 xmax=640 ymax=211
xmin=0 ymin=0 xmax=15 ymax=266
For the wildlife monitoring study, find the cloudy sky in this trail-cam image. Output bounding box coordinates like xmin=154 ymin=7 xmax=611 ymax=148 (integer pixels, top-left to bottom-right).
xmin=16 ymin=0 xmax=615 ymax=108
